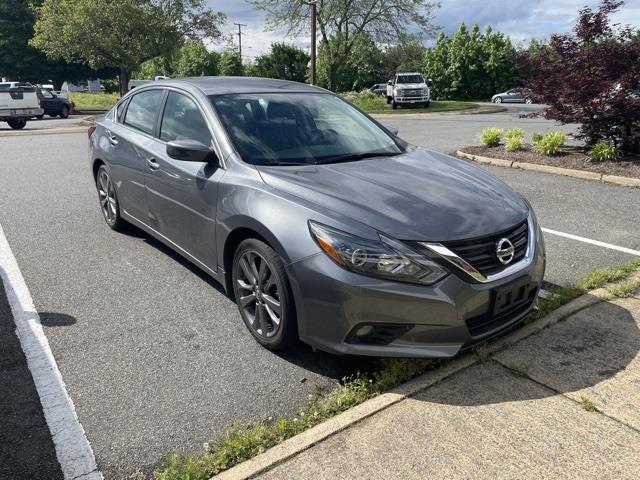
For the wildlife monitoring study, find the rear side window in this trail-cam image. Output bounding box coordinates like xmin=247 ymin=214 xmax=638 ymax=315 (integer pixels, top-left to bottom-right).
xmin=115 ymin=99 xmax=128 ymax=122
xmin=123 ymin=90 xmax=163 ymax=135
xmin=160 ymin=91 xmax=211 ymax=146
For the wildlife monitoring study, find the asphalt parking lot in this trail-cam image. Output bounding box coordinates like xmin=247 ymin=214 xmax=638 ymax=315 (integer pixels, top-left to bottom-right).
xmin=0 ymin=107 xmax=638 ymax=478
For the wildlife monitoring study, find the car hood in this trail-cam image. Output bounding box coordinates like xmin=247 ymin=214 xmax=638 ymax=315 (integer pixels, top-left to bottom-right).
xmin=256 ymin=148 xmax=528 ymax=241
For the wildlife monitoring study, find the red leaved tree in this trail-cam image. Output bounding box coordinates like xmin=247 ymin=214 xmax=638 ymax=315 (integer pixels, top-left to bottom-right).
xmin=519 ymin=0 xmax=640 ymax=154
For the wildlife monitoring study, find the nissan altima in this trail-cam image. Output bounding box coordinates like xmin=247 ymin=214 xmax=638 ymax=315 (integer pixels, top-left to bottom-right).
xmin=89 ymin=77 xmax=545 ymax=358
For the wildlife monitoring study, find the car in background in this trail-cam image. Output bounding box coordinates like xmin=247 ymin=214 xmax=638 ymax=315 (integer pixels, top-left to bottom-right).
xmin=386 ymin=73 xmax=431 ymax=109
xmin=0 ymin=81 xmax=43 ymax=129
xmin=368 ymin=83 xmax=387 ymax=95
xmin=89 ymin=77 xmax=544 ymax=358
xmin=491 ymin=88 xmax=534 ymax=104
xmin=36 ymin=88 xmax=73 ymax=118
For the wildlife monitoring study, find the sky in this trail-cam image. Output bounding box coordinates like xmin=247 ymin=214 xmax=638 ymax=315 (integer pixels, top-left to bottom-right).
xmin=207 ymin=0 xmax=640 ymax=57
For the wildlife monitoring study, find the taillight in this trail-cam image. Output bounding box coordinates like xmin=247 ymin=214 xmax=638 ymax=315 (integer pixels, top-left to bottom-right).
xmin=88 ymin=122 xmax=96 ymax=139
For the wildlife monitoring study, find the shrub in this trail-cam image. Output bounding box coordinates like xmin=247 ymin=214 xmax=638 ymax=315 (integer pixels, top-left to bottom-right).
xmin=533 ymin=131 xmax=566 ymax=156
xmin=341 ymin=90 xmax=387 ymax=111
xmin=478 ymin=127 xmax=503 ymax=147
xmin=589 ymin=140 xmax=619 ymax=162
xmin=504 ymin=128 xmax=524 ymax=151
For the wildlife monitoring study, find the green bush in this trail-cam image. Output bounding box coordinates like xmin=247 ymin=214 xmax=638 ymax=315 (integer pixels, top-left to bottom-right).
xmin=341 ymin=90 xmax=387 ymax=111
xmin=532 ymin=132 xmax=544 ymax=144
xmin=478 ymin=127 xmax=503 ymax=147
xmin=505 ymin=128 xmax=524 ymax=151
xmin=533 ymin=131 xmax=566 ymax=156
xmin=589 ymin=140 xmax=619 ymax=162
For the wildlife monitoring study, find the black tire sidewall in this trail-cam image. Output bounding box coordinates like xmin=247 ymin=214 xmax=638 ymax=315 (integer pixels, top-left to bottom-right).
xmin=96 ymin=165 xmax=125 ymax=230
xmin=60 ymin=105 xmax=69 ymax=118
xmin=232 ymin=239 xmax=297 ymax=350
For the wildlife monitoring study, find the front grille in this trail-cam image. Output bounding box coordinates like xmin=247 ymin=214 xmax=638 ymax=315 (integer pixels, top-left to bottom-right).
xmin=400 ymin=89 xmax=422 ymax=97
xmin=442 ymin=220 xmax=528 ymax=276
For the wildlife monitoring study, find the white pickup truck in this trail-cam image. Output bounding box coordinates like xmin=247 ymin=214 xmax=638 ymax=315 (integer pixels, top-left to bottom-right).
xmin=0 ymin=82 xmax=44 ymax=129
xmin=386 ymin=72 xmax=430 ymax=110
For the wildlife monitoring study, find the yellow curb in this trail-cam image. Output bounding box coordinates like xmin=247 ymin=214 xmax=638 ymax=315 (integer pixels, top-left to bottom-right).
xmin=457 ymin=150 xmax=639 ymax=188
xmin=0 ymin=126 xmax=86 ymax=137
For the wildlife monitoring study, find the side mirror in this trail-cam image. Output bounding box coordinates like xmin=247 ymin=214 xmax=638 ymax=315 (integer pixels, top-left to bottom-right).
xmin=382 ymin=123 xmax=399 ymax=136
xmin=427 ymin=78 xmax=433 ymax=85
xmin=167 ymin=139 xmax=216 ymax=163
xmin=387 ymin=80 xmax=393 ymax=86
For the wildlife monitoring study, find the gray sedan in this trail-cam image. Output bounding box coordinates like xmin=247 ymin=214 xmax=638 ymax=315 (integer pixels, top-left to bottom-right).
xmin=491 ymin=88 xmax=534 ymax=104
xmin=89 ymin=77 xmax=545 ymax=358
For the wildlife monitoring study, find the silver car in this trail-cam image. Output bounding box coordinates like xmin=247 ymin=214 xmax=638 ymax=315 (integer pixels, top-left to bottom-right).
xmin=89 ymin=77 xmax=545 ymax=358
xmin=491 ymin=88 xmax=534 ymax=104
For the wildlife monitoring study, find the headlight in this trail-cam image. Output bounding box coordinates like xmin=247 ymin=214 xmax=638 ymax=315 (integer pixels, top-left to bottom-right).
xmin=309 ymin=221 xmax=448 ymax=285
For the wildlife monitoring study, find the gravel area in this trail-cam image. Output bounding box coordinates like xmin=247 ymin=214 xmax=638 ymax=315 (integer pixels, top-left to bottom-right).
xmin=462 ymin=145 xmax=640 ymax=179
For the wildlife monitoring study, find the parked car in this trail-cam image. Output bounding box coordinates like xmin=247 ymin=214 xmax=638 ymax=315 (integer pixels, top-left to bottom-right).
xmin=368 ymin=83 xmax=387 ymax=95
xmin=386 ymin=73 xmax=430 ymax=109
xmin=491 ymin=88 xmax=534 ymax=104
xmin=36 ymin=88 xmax=72 ymax=118
xmin=0 ymin=81 xmax=43 ymax=129
xmin=89 ymin=77 xmax=545 ymax=358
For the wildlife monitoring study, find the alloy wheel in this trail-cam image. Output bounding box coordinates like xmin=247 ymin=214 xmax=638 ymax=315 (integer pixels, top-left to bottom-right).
xmin=236 ymin=250 xmax=282 ymax=338
xmin=98 ymin=169 xmax=117 ymax=224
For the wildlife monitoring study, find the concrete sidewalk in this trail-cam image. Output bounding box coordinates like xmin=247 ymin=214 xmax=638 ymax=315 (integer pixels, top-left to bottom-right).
xmin=221 ymin=292 xmax=640 ymax=479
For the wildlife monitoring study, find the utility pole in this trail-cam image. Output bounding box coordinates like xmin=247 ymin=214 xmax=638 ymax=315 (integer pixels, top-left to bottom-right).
xmin=234 ymin=22 xmax=247 ymax=60
xmin=308 ymin=1 xmax=317 ymax=85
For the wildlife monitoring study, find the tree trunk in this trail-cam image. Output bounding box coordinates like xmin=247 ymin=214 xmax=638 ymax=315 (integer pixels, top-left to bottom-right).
xmin=329 ymin=62 xmax=338 ymax=92
xmin=119 ymin=67 xmax=130 ymax=96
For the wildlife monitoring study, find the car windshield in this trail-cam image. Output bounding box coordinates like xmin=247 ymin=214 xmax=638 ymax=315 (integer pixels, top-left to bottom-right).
xmin=210 ymin=93 xmax=402 ymax=166
xmin=397 ymin=75 xmax=424 ymax=84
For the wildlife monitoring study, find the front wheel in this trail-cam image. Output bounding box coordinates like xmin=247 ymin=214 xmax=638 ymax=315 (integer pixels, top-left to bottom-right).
xmin=7 ymin=118 xmax=27 ymax=130
xmin=494 ymin=97 xmax=503 ymax=104
xmin=392 ymin=100 xmax=398 ymax=110
xmin=423 ymin=101 xmax=431 ymax=108
xmin=232 ymin=239 xmax=297 ymax=350
xmin=386 ymin=96 xmax=392 ymax=104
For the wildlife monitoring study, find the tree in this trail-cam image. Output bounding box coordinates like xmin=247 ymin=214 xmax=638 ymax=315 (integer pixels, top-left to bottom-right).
xmin=423 ymin=24 xmax=518 ymax=100
xmin=251 ymin=0 xmax=438 ymax=91
xmin=0 ymin=0 xmax=113 ymax=87
xmin=252 ymin=43 xmax=309 ymax=83
xmin=30 ymin=0 xmax=225 ymax=95
xmin=518 ymin=0 xmax=640 ymax=153
xmin=381 ymin=41 xmax=426 ymax=80
xmin=219 ymin=50 xmax=244 ymax=76
xmin=135 ymin=40 xmax=220 ymax=79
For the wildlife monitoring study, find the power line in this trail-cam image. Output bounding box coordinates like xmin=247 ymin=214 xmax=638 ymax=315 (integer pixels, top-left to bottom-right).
xmin=234 ymin=22 xmax=247 ymax=60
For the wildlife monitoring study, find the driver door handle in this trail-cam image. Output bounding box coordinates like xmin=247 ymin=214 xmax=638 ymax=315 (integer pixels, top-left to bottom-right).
xmin=147 ymin=158 xmax=160 ymax=170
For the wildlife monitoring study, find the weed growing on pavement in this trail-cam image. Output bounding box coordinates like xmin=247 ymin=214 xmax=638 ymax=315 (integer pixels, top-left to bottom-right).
xmin=153 ymin=260 xmax=640 ymax=480
xmin=506 ymin=363 xmax=529 ymax=378
xmin=579 ymin=396 xmax=597 ymax=412
xmin=607 ymin=280 xmax=640 ymax=298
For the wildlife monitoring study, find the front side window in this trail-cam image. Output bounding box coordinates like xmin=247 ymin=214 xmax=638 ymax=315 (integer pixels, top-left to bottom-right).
xmin=123 ymin=89 xmax=163 ymax=135
xmin=396 ymin=75 xmax=424 ymax=84
xmin=160 ymin=91 xmax=211 ymax=146
xmin=210 ymin=93 xmax=401 ymax=166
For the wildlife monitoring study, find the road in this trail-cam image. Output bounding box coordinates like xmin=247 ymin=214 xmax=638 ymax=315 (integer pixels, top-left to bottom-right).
xmin=0 ymin=106 xmax=638 ymax=478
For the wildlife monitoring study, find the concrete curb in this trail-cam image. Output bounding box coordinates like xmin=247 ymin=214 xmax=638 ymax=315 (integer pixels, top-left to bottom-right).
xmin=213 ymin=293 xmax=602 ymax=480
xmin=0 ymin=126 xmax=87 ymax=137
xmin=456 ymin=150 xmax=640 ymax=188
xmin=371 ymin=105 xmax=506 ymax=120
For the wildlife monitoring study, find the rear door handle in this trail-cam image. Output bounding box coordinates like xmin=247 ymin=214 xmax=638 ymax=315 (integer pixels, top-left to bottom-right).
xmin=147 ymin=158 xmax=160 ymax=170
xmin=106 ymin=131 xmax=118 ymax=146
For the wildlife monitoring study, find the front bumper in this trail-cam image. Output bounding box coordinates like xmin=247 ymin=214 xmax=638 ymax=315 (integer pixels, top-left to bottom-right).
xmin=287 ymin=229 xmax=545 ymax=358
xmin=395 ymin=96 xmax=429 ymax=104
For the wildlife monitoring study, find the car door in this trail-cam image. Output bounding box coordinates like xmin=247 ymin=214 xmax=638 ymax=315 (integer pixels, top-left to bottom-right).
xmin=144 ymin=89 xmax=223 ymax=270
xmin=108 ymin=89 xmax=164 ymax=222
xmin=39 ymin=90 xmax=57 ymax=114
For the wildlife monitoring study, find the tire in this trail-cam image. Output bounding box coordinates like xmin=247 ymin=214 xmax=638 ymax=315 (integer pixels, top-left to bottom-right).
xmin=392 ymin=100 xmax=398 ymax=110
xmin=524 ymin=97 xmax=533 ymax=104
xmin=96 ymin=165 xmax=126 ymax=231
xmin=7 ymin=118 xmax=27 ymax=130
xmin=232 ymin=239 xmax=298 ymax=350
xmin=423 ymin=101 xmax=431 ymax=108
xmin=494 ymin=96 xmax=503 ymax=104
xmin=35 ymin=115 xmax=44 ymax=119
xmin=386 ymin=96 xmax=392 ymax=104
xmin=59 ymin=105 xmax=70 ymax=118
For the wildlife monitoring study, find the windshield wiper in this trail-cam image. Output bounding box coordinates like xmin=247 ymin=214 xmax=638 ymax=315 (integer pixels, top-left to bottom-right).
xmin=315 ymin=151 xmax=400 ymax=165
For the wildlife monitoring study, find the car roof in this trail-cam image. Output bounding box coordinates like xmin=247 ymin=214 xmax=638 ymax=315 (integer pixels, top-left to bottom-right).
xmin=151 ymin=76 xmax=328 ymax=95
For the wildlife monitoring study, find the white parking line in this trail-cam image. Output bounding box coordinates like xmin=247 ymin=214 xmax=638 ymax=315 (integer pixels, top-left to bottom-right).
xmin=541 ymin=227 xmax=640 ymax=257
xmin=0 ymin=223 xmax=101 ymax=480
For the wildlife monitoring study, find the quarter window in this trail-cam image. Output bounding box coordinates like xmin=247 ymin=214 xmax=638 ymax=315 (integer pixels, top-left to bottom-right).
xmin=160 ymin=91 xmax=211 ymax=146
xmin=123 ymin=90 xmax=163 ymax=135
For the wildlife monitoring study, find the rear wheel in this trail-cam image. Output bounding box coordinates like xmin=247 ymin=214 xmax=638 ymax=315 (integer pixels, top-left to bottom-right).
xmin=232 ymin=239 xmax=297 ymax=350
xmin=524 ymin=97 xmax=533 ymax=104
xmin=392 ymin=100 xmax=398 ymax=110
xmin=59 ymin=105 xmax=70 ymax=118
xmin=96 ymin=165 xmax=126 ymax=230
xmin=7 ymin=118 xmax=27 ymax=130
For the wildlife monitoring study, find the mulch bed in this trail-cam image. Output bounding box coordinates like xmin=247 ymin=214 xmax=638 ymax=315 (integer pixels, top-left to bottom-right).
xmin=461 ymin=145 xmax=640 ymax=179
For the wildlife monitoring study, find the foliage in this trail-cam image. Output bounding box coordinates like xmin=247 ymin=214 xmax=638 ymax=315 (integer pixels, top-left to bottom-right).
xmin=30 ymin=0 xmax=225 ymax=95
xmin=381 ymin=41 xmax=426 ymax=80
xmin=423 ymin=24 xmax=519 ymax=100
xmin=218 ymin=50 xmax=244 ymax=76
xmin=516 ymin=0 xmax=640 ymax=153
xmin=533 ymin=131 xmax=566 ymax=156
xmin=135 ymin=40 xmax=220 ymax=79
xmin=532 ymin=132 xmax=544 ymax=144
xmin=504 ymin=128 xmax=524 ymax=151
xmin=0 ymin=0 xmax=115 ymax=87
xmin=68 ymin=92 xmax=119 ymax=111
xmin=251 ymin=43 xmax=309 ymax=83
xmin=342 ymin=90 xmax=388 ymax=111
xmin=251 ymin=0 xmax=438 ymax=91
xmin=589 ymin=140 xmax=619 ymax=162
xmin=478 ymin=127 xmax=503 ymax=147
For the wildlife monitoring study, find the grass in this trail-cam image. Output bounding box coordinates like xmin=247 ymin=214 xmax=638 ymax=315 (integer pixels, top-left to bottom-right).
xmin=579 ymin=396 xmax=598 ymax=412
xmin=69 ymin=92 xmax=119 ymax=111
xmin=366 ymin=100 xmax=479 ymax=115
xmin=152 ymin=259 xmax=640 ymax=480
xmin=506 ymin=363 xmax=529 ymax=378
